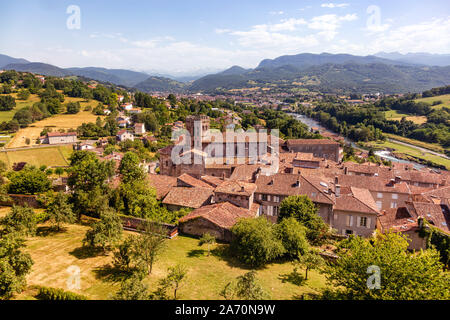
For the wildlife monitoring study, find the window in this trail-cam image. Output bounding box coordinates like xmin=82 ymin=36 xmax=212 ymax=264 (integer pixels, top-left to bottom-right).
xmin=360 ymin=217 xmax=367 ymax=227
xmin=391 ymin=202 xmax=397 ymax=209
xmin=273 ymin=196 xmax=280 ymax=203
xmin=345 ymin=229 xmax=353 ymax=235
xmin=262 ymin=194 xmax=267 ymax=201
xmin=377 ymin=193 xmax=383 ymax=199
xmin=273 ymin=206 xmax=279 ymax=216
xmin=376 ymin=201 xmax=382 ymax=209
xmin=311 ymin=192 xmax=317 ymax=198
xmin=392 ymin=193 xmax=398 ymax=200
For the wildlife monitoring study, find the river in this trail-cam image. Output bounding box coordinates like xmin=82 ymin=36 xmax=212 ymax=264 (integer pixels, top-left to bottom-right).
xmin=288 ymin=113 xmax=424 ymax=169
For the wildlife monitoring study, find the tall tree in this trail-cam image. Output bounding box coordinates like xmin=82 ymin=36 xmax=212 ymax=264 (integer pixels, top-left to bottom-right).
xmin=198 ymin=233 xmax=216 ymax=256
xmin=132 ymin=222 xmax=167 ymax=275
xmin=1 ymin=205 xmax=36 ymax=237
xmin=113 ymin=272 xmax=149 ymax=300
xmin=83 ymin=208 xmax=123 ymax=253
xmin=295 ymin=250 xmax=325 ymax=281
xmin=45 ymin=192 xmax=76 ymax=231
xmin=0 ymin=233 xmax=34 ymax=300
xmin=156 ymin=264 xmax=187 ymax=300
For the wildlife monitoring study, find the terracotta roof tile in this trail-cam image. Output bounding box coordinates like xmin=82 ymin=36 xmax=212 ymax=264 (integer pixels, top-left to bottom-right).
xmin=162 ymin=187 xmax=213 ymax=208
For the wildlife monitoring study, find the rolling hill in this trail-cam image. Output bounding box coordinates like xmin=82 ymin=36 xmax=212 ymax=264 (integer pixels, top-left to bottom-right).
xmin=66 ymin=67 xmax=150 ymax=87
xmin=3 ymin=62 xmax=70 ymax=77
xmin=133 ymin=76 xmax=187 ymax=93
xmin=375 ymin=52 xmax=450 ymax=67
xmin=0 ymin=54 xmax=29 ymax=69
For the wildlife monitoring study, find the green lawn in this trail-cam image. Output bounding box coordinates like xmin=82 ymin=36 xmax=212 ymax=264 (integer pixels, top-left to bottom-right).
xmin=0 ymin=145 xmax=72 ymax=168
xmin=415 ymin=94 xmax=450 ymax=110
xmin=16 ymin=223 xmax=328 ymax=300
xmin=384 ymin=110 xmax=427 ymax=124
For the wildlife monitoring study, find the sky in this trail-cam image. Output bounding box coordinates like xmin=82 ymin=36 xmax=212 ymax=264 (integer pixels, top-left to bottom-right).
xmin=0 ymin=0 xmax=449 ymax=75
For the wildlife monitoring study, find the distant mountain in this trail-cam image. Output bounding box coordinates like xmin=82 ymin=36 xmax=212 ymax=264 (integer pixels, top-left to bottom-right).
xmin=219 ymin=66 xmax=251 ymax=75
xmin=66 ymin=67 xmax=149 ymax=87
xmin=257 ymin=52 xmax=411 ymax=69
xmin=3 ymin=62 xmax=70 ymax=77
xmin=134 ymin=76 xmax=186 ymax=93
xmin=375 ymin=52 xmax=450 ymax=67
xmin=191 ymin=58 xmax=450 ymax=94
xmin=0 ymin=54 xmax=29 ymax=69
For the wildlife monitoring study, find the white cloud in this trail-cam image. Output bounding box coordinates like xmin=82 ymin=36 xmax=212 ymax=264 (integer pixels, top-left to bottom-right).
xmin=269 ymin=11 xmax=284 ymax=15
xmin=321 ymin=3 xmax=350 ymax=8
xmin=367 ymin=17 xmax=450 ymax=53
xmin=308 ymin=14 xmax=358 ymax=40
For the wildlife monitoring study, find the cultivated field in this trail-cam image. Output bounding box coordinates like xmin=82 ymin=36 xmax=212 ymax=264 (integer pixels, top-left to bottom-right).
xmin=415 ymin=94 xmax=450 ymax=110
xmin=16 ymin=223 xmax=327 ymax=300
xmin=0 ymin=145 xmax=73 ymax=168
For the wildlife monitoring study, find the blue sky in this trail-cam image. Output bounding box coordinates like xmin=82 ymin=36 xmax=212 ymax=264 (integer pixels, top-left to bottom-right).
xmin=0 ymin=0 xmax=449 ymax=74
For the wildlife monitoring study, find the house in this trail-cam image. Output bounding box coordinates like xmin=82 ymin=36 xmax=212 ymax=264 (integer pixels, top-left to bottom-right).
xmin=254 ymin=173 xmax=335 ymax=223
xmin=74 ymin=142 xmax=95 ymax=151
xmin=134 ymin=123 xmax=146 ymax=135
xmin=40 ymin=132 xmax=77 ymax=145
xmin=178 ymin=202 xmax=257 ymax=242
xmin=128 ymin=108 xmax=142 ymax=114
xmin=122 ymin=103 xmax=133 ymax=111
xmin=148 ymin=174 xmax=178 ymax=200
xmin=333 ymin=187 xmax=380 ymax=237
xmin=285 ymin=139 xmax=340 ymax=162
xmin=117 ymin=130 xmax=134 ymax=142
xmin=214 ymin=180 xmax=257 ymax=210
xmin=162 ymin=187 xmax=213 ymax=210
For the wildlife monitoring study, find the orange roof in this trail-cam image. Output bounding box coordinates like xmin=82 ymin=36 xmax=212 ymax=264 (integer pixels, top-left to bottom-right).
xmin=162 ymin=187 xmax=213 ymax=208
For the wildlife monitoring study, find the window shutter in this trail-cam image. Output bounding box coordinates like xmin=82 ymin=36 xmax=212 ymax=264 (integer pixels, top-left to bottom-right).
xmin=346 ymin=215 xmax=350 ymax=226
xmin=350 ymin=215 xmax=354 ymax=227
xmin=367 ymin=218 xmax=371 ymax=229
xmin=356 ymin=216 xmax=361 ymax=227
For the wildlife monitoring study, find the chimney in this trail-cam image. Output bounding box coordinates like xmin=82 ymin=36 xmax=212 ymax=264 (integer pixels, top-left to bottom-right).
xmin=335 ymin=184 xmax=341 ymax=197
xmin=295 ymin=179 xmax=301 ymax=187
xmin=222 ymin=172 xmax=226 ymax=180
xmin=334 ymin=176 xmax=339 ymax=185
xmin=388 ymin=179 xmax=395 ymax=187
xmin=240 ymin=185 xmax=245 ymax=192
xmin=394 ymin=176 xmax=401 ymax=184
xmin=344 ymin=167 xmax=348 ymax=175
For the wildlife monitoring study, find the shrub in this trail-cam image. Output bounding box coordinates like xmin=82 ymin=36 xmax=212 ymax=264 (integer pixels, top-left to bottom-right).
xmin=36 ymin=286 xmax=88 ymax=300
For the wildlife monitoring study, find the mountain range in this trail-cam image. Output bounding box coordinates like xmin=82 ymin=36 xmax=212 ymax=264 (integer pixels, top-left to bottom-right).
xmin=1 ymin=52 xmax=450 ymax=94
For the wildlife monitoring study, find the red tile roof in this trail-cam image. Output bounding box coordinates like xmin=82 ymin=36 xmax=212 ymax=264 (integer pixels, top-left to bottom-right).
xmin=162 ymin=187 xmax=213 ymax=208
xmin=179 ymin=202 xmax=256 ymax=229
xmin=177 ymin=173 xmax=214 ymax=189
xmin=148 ymin=174 xmax=178 ymax=200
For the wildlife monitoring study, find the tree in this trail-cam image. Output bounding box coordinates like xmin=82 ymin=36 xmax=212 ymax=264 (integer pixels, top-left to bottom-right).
xmin=198 ymin=233 xmax=216 ymax=256
xmin=66 ymin=102 xmax=81 ymax=114
xmin=7 ymin=166 xmax=52 ymax=195
xmin=45 ymin=192 xmax=76 ymax=231
xmin=230 ymin=217 xmax=284 ymax=267
xmin=295 ymin=250 xmax=325 ymax=281
xmin=113 ymin=236 xmax=135 ymax=272
xmin=68 ymin=151 xmax=115 ymax=217
xmin=0 ymin=95 xmax=16 ymax=111
xmin=117 ymin=179 xmax=158 ymax=218
xmin=1 ymin=205 xmax=36 ymax=237
xmin=83 ymin=208 xmax=123 ymax=253
xmin=323 ymin=232 xmax=450 ymax=300
xmin=119 ymin=152 xmax=145 ymax=183
xmin=0 ymin=233 xmax=34 ymax=299
xmin=221 ymin=271 xmax=269 ymax=300
xmin=274 ymin=217 xmax=310 ymax=259
xmin=132 ymin=222 xmax=167 ymax=275
xmin=156 ymin=264 xmax=187 ymax=300
xmin=54 ymin=167 xmax=64 ymax=177
xmin=278 ymin=195 xmax=329 ymax=245
xmin=17 ymin=89 xmax=30 ymax=101
xmin=113 ymin=272 xmax=149 ymax=300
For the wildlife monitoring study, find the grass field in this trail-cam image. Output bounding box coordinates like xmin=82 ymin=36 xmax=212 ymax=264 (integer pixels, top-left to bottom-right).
xmin=7 ymin=109 xmax=101 ymax=148
xmin=0 ymin=93 xmax=42 ymax=122
xmin=368 ymin=140 xmax=450 ymax=170
xmin=384 ymin=110 xmax=427 ymax=124
xmin=0 ymin=145 xmax=73 ymax=168
xmin=415 ymin=94 xmax=450 ymax=110
xmin=16 ymin=223 xmax=327 ymax=300
xmin=385 ymin=133 xmax=446 ymax=154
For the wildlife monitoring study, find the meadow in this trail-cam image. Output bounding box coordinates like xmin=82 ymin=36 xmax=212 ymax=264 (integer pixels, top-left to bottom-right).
xmin=16 ymin=222 xmax=327 ymax=300
xmin=0 ymin=145 xmax=73 ymax=168
xmin=415 ymin=94 xmax=450 ymax=110
xmin=384 ymin=110 xmax=427 ymax=124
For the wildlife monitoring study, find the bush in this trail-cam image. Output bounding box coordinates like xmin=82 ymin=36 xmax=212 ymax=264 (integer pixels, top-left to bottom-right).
xmin=36 ymin=286 xmax=88 ymax=300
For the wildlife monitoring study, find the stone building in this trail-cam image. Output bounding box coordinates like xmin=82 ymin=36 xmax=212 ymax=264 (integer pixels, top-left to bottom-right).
xmin=285 ymin=139 xmax=340 ymax=162
xmin=41 ymin=132 xmax=77 ymax=145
